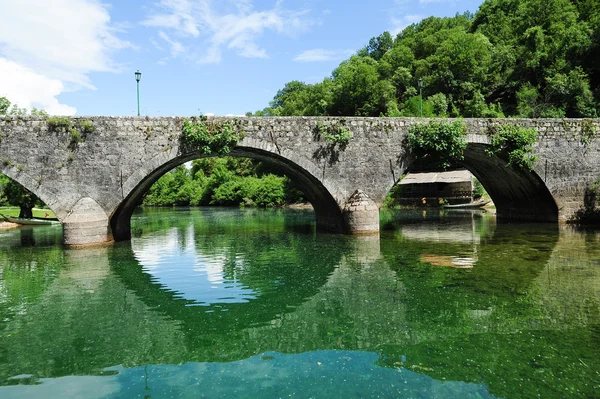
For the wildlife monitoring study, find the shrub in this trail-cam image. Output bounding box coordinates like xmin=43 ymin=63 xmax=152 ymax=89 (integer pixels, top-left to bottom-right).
xmin=486 ymin=125 xmax=538 ymax=170
xmin=181 ymin=116 xmax=244 ymax=155
xmin=80 ymin=120 xmax=95 ymax=134
xmin=317 ymin=120 xmax=351 ymax=146
xmin=47 ymin=117 xmax=71 ymax=132
xmin=407 ymin=120 xmax=467 ymax=169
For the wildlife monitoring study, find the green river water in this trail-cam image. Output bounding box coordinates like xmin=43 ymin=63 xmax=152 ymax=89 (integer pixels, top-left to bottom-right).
xmin=0 ymin=207 xmax=599 ymax=398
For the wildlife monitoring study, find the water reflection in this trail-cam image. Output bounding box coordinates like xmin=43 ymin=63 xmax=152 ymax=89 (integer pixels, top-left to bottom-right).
xmin=132 ymin=226 xmax=258 ymax=305
xmin=0 ymin=208 xmax=599 ymax=398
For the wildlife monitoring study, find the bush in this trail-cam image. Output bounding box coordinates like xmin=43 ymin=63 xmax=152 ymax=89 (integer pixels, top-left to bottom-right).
xmin=486 ymin=125 xmax=538 ymax=170
xmin=181 ymin=116 xmax=243 ymax=155
xmin=317 ymin=121 xmax=351 ymax=146
xmin=211 ymin=174 xmax=287 ymax=207
xmin=407 ymin=120 xmax=468 ymax=169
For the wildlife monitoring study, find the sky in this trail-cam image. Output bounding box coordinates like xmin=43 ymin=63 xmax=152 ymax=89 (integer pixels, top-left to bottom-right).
xmin=0 ymin=0 xmax=483 ymax=117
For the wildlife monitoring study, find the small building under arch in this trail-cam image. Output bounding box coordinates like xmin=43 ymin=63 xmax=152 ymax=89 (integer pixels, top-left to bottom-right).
xmin=397 ymin=169 xmax=475 ymax=206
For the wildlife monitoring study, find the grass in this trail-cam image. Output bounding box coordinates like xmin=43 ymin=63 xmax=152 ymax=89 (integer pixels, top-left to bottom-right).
xmin=0 ymin=207 xmax=56 ymax=218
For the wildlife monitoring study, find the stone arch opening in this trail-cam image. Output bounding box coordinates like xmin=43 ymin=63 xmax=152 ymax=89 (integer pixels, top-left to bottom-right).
xmin=462 ymin=143 xmax=558 ymax=222
xmin=110 ymin=147 xmax=345 ymax=241
xmin=386 ymin=143 xmax=559 ymax=222
xmin=0 ymin=171 xmax=60 ymax=221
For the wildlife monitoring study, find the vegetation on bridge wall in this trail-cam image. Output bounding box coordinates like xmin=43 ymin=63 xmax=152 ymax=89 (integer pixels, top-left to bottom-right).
xmin=570 ymin=177 xmax=600 ymax=224
xmin=180 ymin=116 xmax=244 ymax=156
xmin=486 ymin=125 xmax=538 ymax=170
xmin=407 ymin=120 xmax=468 ymax=169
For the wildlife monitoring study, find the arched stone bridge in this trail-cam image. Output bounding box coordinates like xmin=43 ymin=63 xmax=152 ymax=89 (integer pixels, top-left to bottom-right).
xmin=1 ymin=116 xmax=599 ymax=245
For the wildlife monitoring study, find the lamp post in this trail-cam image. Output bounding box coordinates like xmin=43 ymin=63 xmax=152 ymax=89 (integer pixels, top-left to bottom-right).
xmin=418 ymin=78 xmax=423 ymax=117
xmin=135 ymin=70 xmax=142 ymax=116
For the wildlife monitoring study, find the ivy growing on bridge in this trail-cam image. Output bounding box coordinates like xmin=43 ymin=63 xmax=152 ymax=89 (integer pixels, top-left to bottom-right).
xmin=47 ymin=117 xmax=95 ymax=150
xmin=407 ymin=120 xmax=467 ymax=169
xmin=181 ymin=116 xmax=244 ymax=155
xmin=581 ymin=119 xmax=597 ymax=145
xmin=486 ymin=125 xmax=538 ymax=170
xmin=316 ymin=120 xmax=352 ymax=146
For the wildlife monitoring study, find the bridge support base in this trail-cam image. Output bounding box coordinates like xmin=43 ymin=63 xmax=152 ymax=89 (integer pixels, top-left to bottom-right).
xmin=342 ymin=190 xmax=380 ymax=235
xmin=63 ymin=197 xmax=113 ymax=246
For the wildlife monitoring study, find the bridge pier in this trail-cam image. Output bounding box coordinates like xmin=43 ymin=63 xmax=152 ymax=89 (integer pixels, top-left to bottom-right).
xmin=62 ymin=198 xmax=113 ymax=246
xmin=342 ymin=190 xmax=380 ymax=235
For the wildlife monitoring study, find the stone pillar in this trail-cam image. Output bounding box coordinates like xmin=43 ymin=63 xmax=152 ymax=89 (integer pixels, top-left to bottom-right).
xmin=342 ymin=190 xmax=380 ymax=235
xmin=62 ymin=197 xmax=113 ymax=246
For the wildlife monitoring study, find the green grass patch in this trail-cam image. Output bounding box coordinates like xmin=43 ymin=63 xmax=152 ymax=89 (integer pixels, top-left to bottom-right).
xmin=0 ymin=207 xmax=56 ymax=219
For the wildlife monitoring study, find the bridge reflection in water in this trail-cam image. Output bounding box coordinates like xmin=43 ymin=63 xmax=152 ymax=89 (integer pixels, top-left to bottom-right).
xmin=0 ymin=208 xmax=599 ymax=398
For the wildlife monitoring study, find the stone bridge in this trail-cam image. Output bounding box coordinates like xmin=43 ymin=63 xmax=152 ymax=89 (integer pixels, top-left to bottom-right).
xmin=0 ymin=116 xmax=599 ymax=246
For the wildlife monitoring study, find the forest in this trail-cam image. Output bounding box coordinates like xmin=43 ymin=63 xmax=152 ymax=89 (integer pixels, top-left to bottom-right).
xmin=250 ymin=0 xmax=600 ymax=119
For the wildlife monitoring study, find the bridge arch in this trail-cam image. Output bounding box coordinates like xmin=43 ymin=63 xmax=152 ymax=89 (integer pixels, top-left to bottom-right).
xmin=386 ymin=141 xmax=559 ymax=222
xmin=111 ymin=146 xmax=345 ymax=241
xmin=461 ymin=143 xmax=558 ymax=222
xmin=0 ymin=169 xmax=61 ymax=220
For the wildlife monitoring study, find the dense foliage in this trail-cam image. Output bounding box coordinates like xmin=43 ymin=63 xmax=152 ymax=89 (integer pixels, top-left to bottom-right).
xmin=486 ymin=124 xmax=539 ymax=169
xmin=250 ymin=0 xmax=600 ymax=118
xmin=181 ymin=116 xmax=243 ymax=155
xmin=407 ymin=121 xmax=468 ymax=168
xmin=142 ymin=158 xmax=305 ymax=208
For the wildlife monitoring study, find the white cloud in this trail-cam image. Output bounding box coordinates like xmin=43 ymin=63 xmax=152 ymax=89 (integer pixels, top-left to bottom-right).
xmin=0 ymin=0 xmax=132 ymax=114
xmin=0 ymin=58 xmax=76 ymax=115
xmin=293 ymin=49 xmax=354 ymax=63
xmin=142 ymin=0 xmax=314 ymax=63
xmin=159 ymin=31 xmax=185 ymax=57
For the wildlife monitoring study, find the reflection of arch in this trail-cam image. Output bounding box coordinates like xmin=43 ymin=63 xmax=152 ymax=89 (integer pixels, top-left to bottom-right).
xmin=110 ymin=237 xmax=340 ymax=356
xmin=111 ymin=147 xmax=344 ymax=241
xmin=385 ymin=142 xmax=559 ymax=223
xmin=381 ymin=217 xmax=559 ymax=296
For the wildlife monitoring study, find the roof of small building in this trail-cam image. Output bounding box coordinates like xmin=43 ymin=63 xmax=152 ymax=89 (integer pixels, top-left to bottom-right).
xmin=399 ymin=169 xmax=473 ymax=185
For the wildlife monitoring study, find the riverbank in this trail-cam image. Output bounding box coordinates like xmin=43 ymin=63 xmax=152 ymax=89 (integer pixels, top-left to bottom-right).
xmin=0 ymin=221 xmax=18 ymax=230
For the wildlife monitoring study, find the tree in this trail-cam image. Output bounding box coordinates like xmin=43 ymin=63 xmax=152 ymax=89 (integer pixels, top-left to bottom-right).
xmin=329 ymin=56 xmax=395 ymax=116
xmin=0 ymin=97 xmax=10 ymax=114
xmin=0 ymin=96 xmax=45 ymax=218
xmin=3 ymin=181 xmax=39 ymax=218
xmin=361 ymin=31 xmax=394 ymax=60
xmin=258 ymin=0 xmax=599 ymax=119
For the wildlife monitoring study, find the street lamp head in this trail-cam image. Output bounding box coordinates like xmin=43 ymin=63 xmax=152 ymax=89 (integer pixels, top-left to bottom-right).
xmin=135 ymin=70 xmax=142 ymax=82
xmin=418 ymin=78 xmax=423 ymax=88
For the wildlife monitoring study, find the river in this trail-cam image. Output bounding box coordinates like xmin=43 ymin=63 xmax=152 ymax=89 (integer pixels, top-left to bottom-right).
xmin=0 ymin=207 xmax=599 ymax=398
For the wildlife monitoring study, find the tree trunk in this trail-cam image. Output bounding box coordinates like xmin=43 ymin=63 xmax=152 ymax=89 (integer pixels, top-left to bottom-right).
xmin=19 ymin=206 xmax=33 ymax=219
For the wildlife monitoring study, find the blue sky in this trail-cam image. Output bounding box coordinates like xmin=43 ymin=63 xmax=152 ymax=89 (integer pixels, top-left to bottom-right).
xmin=0 ymin=0 xmax=483 ymax=116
